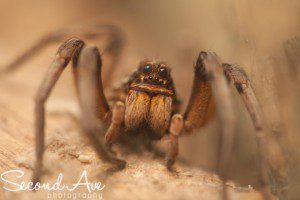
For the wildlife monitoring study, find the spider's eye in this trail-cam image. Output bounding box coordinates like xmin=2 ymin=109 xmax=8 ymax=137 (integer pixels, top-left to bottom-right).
xmin=143 ymin=65 xmax=152 ymax=74
xmin=158 ymin=67 xmax=168 ymax=78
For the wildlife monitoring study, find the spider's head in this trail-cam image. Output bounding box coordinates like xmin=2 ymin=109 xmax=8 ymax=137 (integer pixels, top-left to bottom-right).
xmin=137 ymin=60 xmax=172 ymax=86
xmin=129 ymin=59 xmax=175 ymax=96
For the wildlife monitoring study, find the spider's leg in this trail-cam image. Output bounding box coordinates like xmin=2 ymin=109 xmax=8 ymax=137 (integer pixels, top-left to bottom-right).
xmin=32 ymin=38 xmax=84 ymax=185
xmin=75 ymin=45 xmax=126 ymax=168
xmin=32 ymin=39 xmax=124 ymax=185
xmin=0 ymin=24 xmax=125 ymax=87
xmin=166 ymin=114 xmax=184 ymax=170
xmin=183 ymin=54 xmax=215 ymax=132
xmin=223 ymin=63 xmax=272 ymax=200
xmin=184 ymin=52 xmax=236 ymax=200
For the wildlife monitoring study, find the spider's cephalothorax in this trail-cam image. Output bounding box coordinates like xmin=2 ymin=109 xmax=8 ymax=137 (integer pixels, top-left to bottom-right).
xmin=0 ymin=25 xmax=272 ymax=199
xmin=124 ymin=60 xmax=177 ymax=139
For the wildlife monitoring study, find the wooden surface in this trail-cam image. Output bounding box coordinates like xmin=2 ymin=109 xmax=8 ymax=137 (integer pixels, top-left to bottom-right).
xmin=0 ymin=65 xmax=266 ymax=200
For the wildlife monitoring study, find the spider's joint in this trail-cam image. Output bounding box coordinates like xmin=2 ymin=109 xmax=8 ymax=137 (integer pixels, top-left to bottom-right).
xmin=170 ymin=114 xmax=183 ymax=137
xmin=234 ymin=81 xmax=249 ymax=94
xmin=183 ymin=120 xmax=193 ymax=134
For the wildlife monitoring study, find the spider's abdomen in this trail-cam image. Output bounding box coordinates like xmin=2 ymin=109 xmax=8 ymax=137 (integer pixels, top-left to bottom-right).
xmin=124 ymin=90 xmax=172 ymax=139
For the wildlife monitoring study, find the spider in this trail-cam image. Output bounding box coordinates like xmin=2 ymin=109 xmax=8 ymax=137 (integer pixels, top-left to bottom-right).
xmin=0 ymin=25 xmax=272 ymax=200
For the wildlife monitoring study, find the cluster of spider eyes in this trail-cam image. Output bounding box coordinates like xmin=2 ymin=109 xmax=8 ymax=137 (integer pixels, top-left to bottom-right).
xmin=143 ymin=64 xmax=168 ymax=78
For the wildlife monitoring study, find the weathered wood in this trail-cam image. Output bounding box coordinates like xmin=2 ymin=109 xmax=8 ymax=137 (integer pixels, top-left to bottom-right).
xmin=0 ymin=77 xmax=266 ymax=200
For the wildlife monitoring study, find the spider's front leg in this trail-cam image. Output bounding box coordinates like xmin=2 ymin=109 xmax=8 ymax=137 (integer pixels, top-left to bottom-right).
xmin=183 ymin=52 xmax=236 ymax=200
xmin=32 ymin=38 xmax=125 ymax=185
xmin=182 ymin=52 xmax=272 ymax=200
xmin=165 ymin=52 xmax=226 ymax=171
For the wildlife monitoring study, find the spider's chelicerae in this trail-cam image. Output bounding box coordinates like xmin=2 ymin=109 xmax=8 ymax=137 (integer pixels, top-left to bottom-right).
xmin=0 ymin=25 xmax=272 ymax=200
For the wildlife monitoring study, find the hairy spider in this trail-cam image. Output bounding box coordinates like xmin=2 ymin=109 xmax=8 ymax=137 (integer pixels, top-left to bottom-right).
xmin=0 ymin=25 xmax=272 ymax=200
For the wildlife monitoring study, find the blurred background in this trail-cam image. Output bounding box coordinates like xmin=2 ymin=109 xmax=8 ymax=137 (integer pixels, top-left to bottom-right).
xmin=0 ymin=0 xmax=299 ymax=199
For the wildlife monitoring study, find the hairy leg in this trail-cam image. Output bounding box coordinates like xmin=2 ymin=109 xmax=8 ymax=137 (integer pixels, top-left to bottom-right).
xmin=74 ymin=45 xmax=125 ymax=168
xmin=184 ymin=52 xmax=236 ymax=200
xmin=223 ymin=63 xmax=272 ymax=200
xmin=184 ymin=54 xmax=215 ymax=132
xmin=32 ymin=39 xmax=123 ymax=185
xmin=202 ymin=53 xmax=236 ymax=200
xmin=32 ymin=38 xmax=85 ymax=185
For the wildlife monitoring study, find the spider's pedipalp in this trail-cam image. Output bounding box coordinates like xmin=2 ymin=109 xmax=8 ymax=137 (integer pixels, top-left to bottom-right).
xmin=166 ymin=114 xmax=184 ymax=170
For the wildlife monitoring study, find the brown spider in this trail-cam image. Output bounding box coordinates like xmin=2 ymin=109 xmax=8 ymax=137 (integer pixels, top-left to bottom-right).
xmin=0 ymin=25 xmax=272 ymax=200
